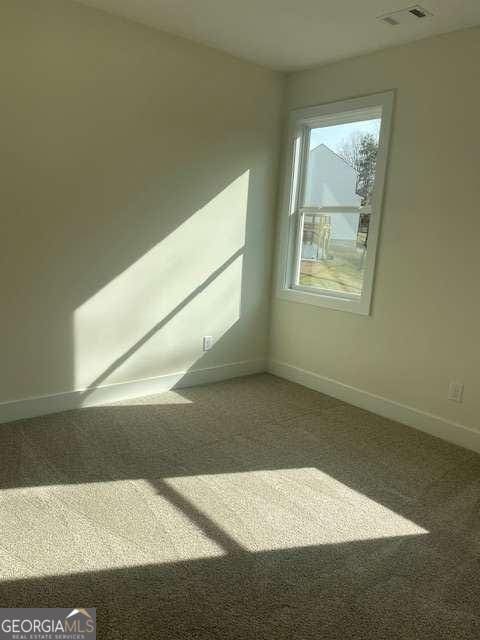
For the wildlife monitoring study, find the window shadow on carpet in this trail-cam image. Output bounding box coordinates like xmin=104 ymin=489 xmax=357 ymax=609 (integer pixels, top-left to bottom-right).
xmin=1 ymin=375 xmax=480 ymax=638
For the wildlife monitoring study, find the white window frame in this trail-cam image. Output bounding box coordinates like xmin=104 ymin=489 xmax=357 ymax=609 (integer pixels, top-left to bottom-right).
xmin=275 ymin=91 xmax=394 ymax=315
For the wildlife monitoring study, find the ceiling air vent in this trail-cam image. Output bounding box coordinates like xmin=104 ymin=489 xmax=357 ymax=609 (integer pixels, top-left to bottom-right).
xmin=409 ymin=7 xmax=428 ymax=18
xmin=378 ymin=5 xmax=433 ymax=26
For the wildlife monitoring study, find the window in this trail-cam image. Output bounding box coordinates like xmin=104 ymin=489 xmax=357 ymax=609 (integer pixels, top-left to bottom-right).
xmin=276 ymin=92 xmax=393 ymax=315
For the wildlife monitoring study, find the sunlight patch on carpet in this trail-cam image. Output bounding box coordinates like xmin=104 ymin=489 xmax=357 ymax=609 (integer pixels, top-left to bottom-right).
xmin=164 ymin=467 xmax=429 ymax=552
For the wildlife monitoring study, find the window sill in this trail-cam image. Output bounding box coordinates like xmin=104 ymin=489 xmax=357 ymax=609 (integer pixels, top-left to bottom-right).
xmin=276 ymin=287 xmax=371 ymax=316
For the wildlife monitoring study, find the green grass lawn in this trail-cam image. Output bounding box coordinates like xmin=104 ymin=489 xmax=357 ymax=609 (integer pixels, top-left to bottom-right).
xmin=299 ymin=241 xmax=366 ymax=295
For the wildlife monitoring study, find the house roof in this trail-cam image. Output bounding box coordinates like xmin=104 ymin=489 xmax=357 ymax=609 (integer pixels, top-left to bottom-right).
xmin=310 ymin=143 xmax=357 ymax=173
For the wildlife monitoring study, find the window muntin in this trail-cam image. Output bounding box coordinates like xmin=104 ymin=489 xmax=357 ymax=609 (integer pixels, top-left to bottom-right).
xmin=277 ymin=93 xmax=393 ymax=315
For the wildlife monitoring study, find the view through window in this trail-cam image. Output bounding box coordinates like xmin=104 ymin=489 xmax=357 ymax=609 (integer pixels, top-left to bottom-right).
xmin=299 ymin=118 xmax=381 ymax=295
xmin=278 ymin=92 xmax=393 ymax=314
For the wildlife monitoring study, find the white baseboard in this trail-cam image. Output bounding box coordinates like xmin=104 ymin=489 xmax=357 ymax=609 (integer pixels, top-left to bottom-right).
xmin=0 ymin=358 xmax=266 ymax=425
xmin=269 ymin=359 xmax=480 ymax=454
xmin=5 ymin=356 xmax=479 ymax=455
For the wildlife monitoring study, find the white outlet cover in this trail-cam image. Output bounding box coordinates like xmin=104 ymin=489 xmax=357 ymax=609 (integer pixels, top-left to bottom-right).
xmin=203 ymin=336 xmax=213 ymax=351
xmin=448 ymin=382 xmax=464 ymax=403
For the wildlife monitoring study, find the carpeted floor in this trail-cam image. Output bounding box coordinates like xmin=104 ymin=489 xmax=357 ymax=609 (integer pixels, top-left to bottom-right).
xmin=1 ymin=373 xmax=479 ymax=639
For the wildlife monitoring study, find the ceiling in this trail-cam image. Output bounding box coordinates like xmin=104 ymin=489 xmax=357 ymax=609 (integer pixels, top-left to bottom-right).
xmin=74 ymin=0 xmax=480 ymax=70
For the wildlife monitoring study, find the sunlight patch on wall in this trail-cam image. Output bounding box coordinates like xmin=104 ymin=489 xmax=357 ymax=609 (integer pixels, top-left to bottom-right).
xmin=164 ymin=468 xmax=429 ymax=552
xmin=73 ymin=171 xmax=249 ymax=390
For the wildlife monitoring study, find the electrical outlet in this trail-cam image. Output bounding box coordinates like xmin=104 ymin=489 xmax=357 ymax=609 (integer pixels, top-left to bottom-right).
xmin=203 ymin=336 xmax=213 ymax=351
xmin=448 ymin=381 xmax=464 ymax=403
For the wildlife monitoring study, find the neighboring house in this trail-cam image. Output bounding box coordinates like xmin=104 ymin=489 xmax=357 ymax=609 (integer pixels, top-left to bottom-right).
xmin=302 ymin=144 xmax=361 ymax=260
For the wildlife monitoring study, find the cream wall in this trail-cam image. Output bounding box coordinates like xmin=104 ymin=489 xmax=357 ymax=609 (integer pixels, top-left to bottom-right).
xmin=271 ymin=28 xmax=480 ymax=433
xmin=0 ymin=0 xmax=282 ymax=403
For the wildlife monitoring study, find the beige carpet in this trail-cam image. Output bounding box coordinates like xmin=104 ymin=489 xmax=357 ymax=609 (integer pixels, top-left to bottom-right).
xmin=1 ymin=373 xmax=479 ymax=639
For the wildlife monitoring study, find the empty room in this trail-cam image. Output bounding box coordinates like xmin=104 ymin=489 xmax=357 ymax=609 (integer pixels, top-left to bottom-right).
xmin=1 ymin=1 xmax=479 ymax=638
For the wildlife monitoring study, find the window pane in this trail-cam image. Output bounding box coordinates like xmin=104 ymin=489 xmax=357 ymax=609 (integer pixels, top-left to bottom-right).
xmin=298 ymin=212 xmax=370 ymax=296
xmin=303 ymin=118 xmax=381 ymax=208
xmin=281 ymin=93 xmax=393 ymax=312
